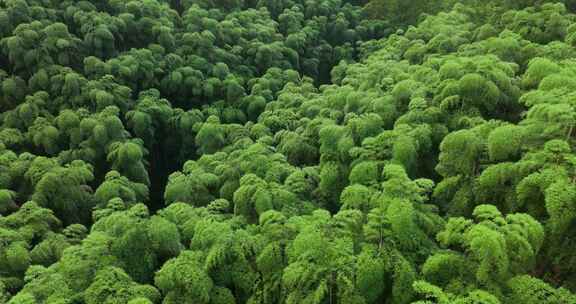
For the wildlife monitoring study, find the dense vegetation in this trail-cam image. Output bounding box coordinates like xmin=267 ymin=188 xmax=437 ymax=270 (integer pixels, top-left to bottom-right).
xmin=1 ymin=0 xmax=576 ymax=303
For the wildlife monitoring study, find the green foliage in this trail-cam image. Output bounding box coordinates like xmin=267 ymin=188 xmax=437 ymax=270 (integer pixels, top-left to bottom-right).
xmin=91 ymin=203 xmax=182 ymax=283
xmin=0 ymin=201 xmax=62 ymax=293
xmin=365 ymin=0 xmax=444 ymax=26
xmin=84 ymin=267 xmax=160 ymax=304
xmin=506 ymin=275 xmax=576 ymax=303
xmin=155 ymin=251 xmax=214 ymax=304
xmin=1 ymin=21 xmax=82 ymax=76
xmin=94 ymin=171 xmax=149 ymax=208
xmin=412 ymin=280 xmax=502 ymax=304
xmin=31 ymin=160 xmax=95 ymax=225
xmin=1 ymin=0 xmax=576 ymax=303
xmin=430 ymin=205 xmax=544 ymax=295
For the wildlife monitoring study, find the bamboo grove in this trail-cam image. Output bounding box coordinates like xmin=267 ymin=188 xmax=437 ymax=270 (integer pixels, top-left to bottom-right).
xmin=0 ymin=0 xmax=576 ymax=303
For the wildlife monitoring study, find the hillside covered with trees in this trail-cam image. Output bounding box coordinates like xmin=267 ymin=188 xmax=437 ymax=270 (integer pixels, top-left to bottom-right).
xmin=1 ymin=0 xmax=576 ymax=303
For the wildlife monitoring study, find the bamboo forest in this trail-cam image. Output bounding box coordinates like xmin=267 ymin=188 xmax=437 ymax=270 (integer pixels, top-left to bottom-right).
xmin=0 ymin=0 xmax=576 ymax=303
